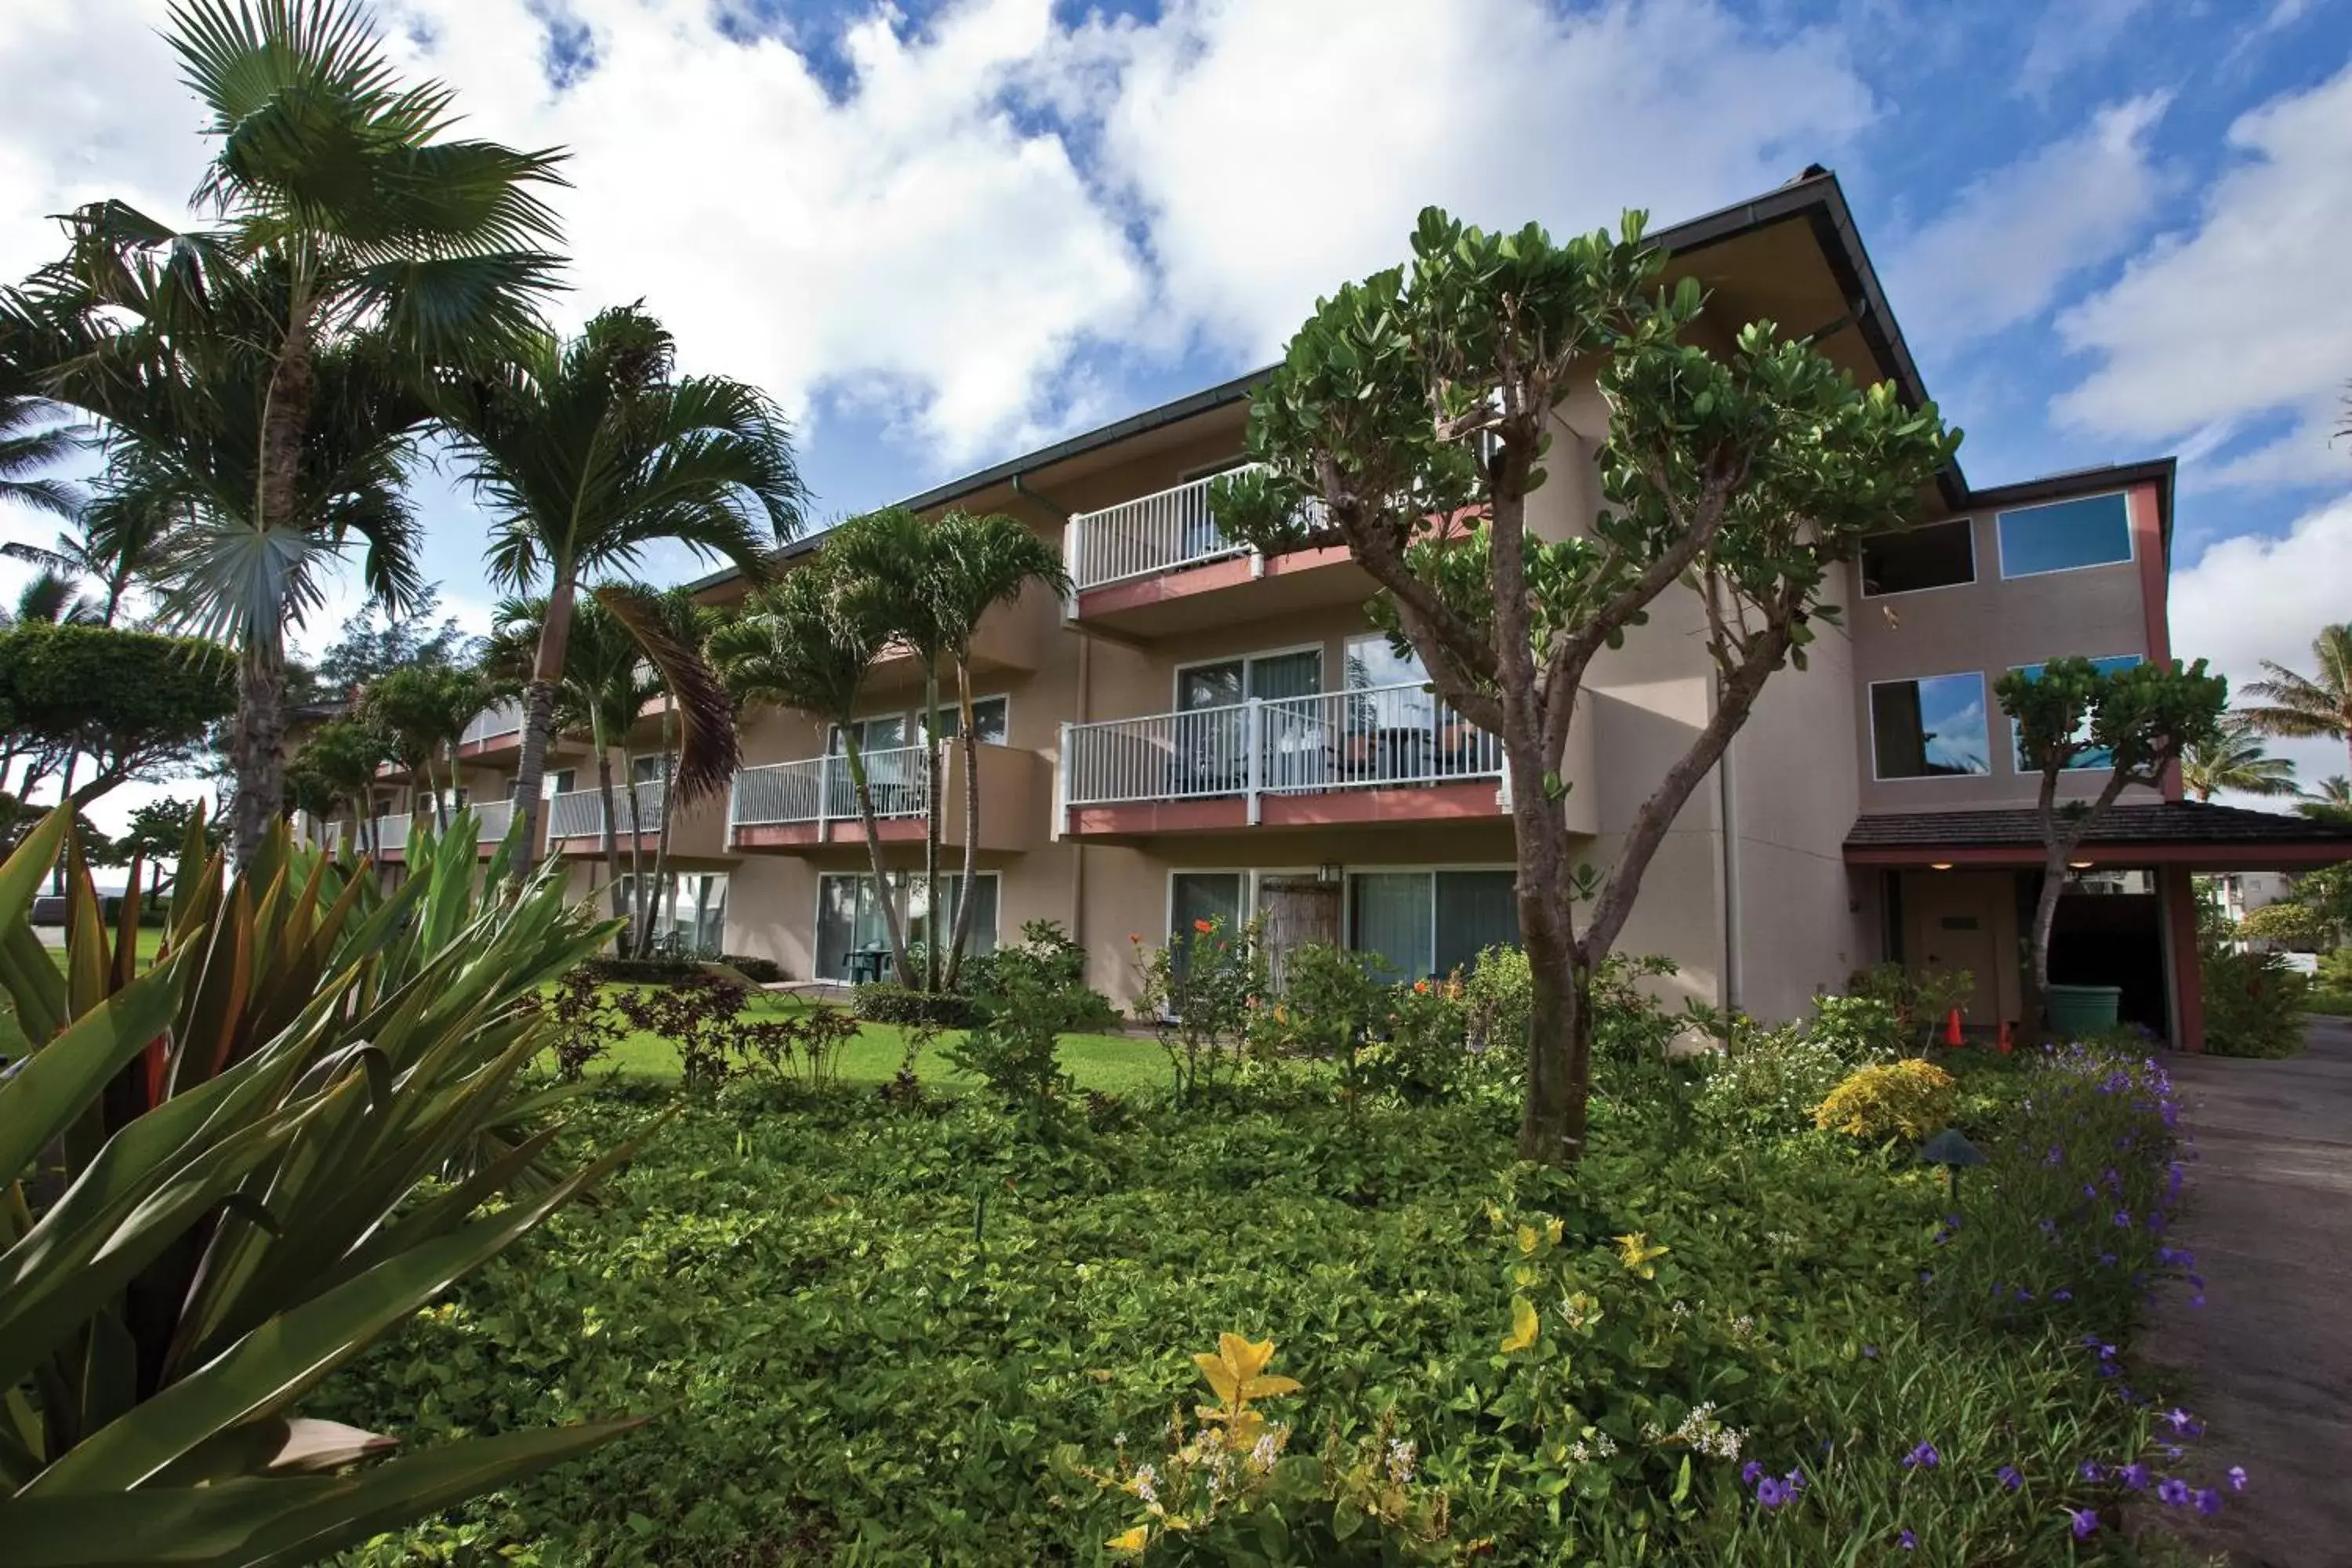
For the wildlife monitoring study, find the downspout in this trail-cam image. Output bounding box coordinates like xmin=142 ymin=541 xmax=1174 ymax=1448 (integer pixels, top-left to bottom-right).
xmin=1014 ymin=471 xmax=1088 ymax=945
xmin=1715 ymin=689 xmax=1744 ymax=1018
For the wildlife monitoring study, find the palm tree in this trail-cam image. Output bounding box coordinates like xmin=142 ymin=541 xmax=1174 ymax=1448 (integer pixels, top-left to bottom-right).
xmin=925 ymin=510 xmax=1069 ymax=986
xmin=826 ymin=508 xmax=949 ymax=989
xmin=2182 ymin=717 xmax=2299 ymax=801
xmin=623 ymin=586 xmax=719 ymax=956
xmin=360 ymin=664 xmax=492 ymax=833
xmin=0 ymin=569 xmax=101 ymax=627
xmin=11 ymin=0 xmax=566 ymax=862
xmin=0 ymin=327 xmax=88 ymax=520
xmin=710 ymin=565 xmax=915 ymax=985
xmin=2241 ymin=623 xmax=2352 ymax=779
xmin=438 ymin=305 xmax=803 ymax=884
xmin=0 ymin=491 xmax=170 ymax=626
xmin=2299 ymin=774 xmax=2352 ymax=829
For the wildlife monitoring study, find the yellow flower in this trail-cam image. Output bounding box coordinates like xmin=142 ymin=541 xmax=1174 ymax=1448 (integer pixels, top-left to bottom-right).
xmin=1545 ymin=1216 xmax=1565 ymax=1246
xmin=1515 ymin=1224 xmax=1540 ymax=1255
xmin=1194 ymin=1334 xmax=1302 ymax=1406
xmin=1614 ymin=1232 xmax=1668 ymax=1278
xmin=1106 ymin=1526 xmax=1150 ymax=1552
xmin=1500 ymin=1294 xmax=1540 ymax=1353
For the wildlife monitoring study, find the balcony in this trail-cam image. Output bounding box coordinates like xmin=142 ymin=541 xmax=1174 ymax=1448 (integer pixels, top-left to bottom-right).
xmin=546 ymin=781 xmax=664 ymax=846
xmin=1064 ymin=467 xmax=1361 ymax=640
xmin=359 ymin=799 xmax=537 ymax=860
xmin=1062 ymin=681 xmax=1592 ymax=837
xmin=457 ymin=699 xmax=526 ymax=759
xmin=729 ymin=742 xmax=1044 ymax=854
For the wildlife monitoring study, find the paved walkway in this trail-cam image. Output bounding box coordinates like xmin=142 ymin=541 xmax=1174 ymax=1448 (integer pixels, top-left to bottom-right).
xmin=2143 ymin=1015 xmax=2352 ymax=1567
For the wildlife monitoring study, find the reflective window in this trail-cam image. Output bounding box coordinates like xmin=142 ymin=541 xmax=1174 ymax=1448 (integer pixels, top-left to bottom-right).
xmin=2009 ymin=655 xmax=2143 ymax=771
xmin=1860 ymin=518 xmax=1976 ymax=596
xmin=1345 ymin=869 xmax=1521 ymax=982
xmin=1870 ymin=673 xmax=1991 ymax=779
xmin=933 ymin=695 xmax=1009 ymax=745
xmin=1998 ymin=493 xmax=2132 ymax=579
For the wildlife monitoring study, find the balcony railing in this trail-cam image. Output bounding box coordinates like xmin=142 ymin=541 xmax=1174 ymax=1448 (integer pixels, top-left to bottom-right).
xmin=731 ymin=744 xmax=931 ymax=830
xmin=1067 ymin=467 xmax=1257 ymax=592
xmin=547 ymin=780 xmax=667 ymax=840
xmin=462 ymin=700 xmax=525 ymax=747
xmin=1062 ymin=681 xmax=1504 ymax=820
xmin=472 ymin=797 xmax=514 ymax=844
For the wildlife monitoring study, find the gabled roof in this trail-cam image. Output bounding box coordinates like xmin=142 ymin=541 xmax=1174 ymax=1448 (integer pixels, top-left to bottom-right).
xmin=1844 ymin=802 xmax=2352 ymax=870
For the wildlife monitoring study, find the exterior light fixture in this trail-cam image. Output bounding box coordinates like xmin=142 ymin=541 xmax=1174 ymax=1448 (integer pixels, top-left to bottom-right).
xmin=1318 ymin=863 xmax=1342 ymax=884
xmin=2068 ymin=860 xmax=2094 ymax=869
xmin=1929 ymin=862 xmax=1954 ymax=871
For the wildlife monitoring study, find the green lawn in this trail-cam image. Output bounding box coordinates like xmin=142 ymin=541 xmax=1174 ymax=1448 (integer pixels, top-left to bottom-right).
xmin=584 ymin=986 xmax=1172 ymax=1094
xmin=42 ymin=927 xmax=167 ymax=970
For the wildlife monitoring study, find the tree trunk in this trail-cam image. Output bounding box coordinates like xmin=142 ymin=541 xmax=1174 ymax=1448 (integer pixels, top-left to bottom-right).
xmin=236 ymin=297 xmax=313 ymax=866
xmin=2024 ymin=855 xmax=2067 ymax=1034
xmin=943 ymin=659 xmax=983 ymax=991
xmin=435 ymin=746 xmax=452 ymax=833
xmin=227 ymin=634 xmax=289 ymax=866
xmin=842 ymin=735 xmax=913 ymax=985
xmin=1508 ymin=741 xmax=1588 ymax=1163
xmin=507 ymin=573 xmax=577 ymax=887
xmin=592 ymin=716 xmax=625 ymax=930
xmin=922 ymin=663 xmax=942 ymax=993
xmin=48 ymin=750 xmax=78 ymax=895
xmin=644 ymin=699 xmax=677 ymax=960
xmin=624 ymin=771 xmax=648 ymax=953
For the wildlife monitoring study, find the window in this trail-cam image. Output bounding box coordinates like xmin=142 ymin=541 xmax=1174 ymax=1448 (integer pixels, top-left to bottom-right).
xmin=630 ymin=754 xmax=665 ymax=784
xmin=933 ymin=695 xmax=1009 ymax=745
xmin=815 ymin=872 xmax=997 ymax=980
xmin=1870 ymin=673 xmax=1991 ymax=779
xmin=621 ymin=872 xmax=729 ymax=956
xmin=1860 ymin=518 xmax=1976 ymax=597
xmin=1346 ymin=869 xmax=1519 ymax=981
xmin=1344 ymin=633 xmax=1425 ymax=691
xmin=1998 ymin=493 xmax=2132 ymax=579
xmin=1173 ymin=650 xmax=1322 ymax=793
xmin=830 ymin=713 xmax=911 ymax=753
xmin=542 ymin=768 xmax=576 ymax=797
xmin=2009 ymin=655 xmax=2143 ymax=771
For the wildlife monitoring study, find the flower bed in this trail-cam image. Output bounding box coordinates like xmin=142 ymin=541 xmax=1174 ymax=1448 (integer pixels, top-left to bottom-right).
xmin=321 ymin=1038 xmax=2232 ymax=1565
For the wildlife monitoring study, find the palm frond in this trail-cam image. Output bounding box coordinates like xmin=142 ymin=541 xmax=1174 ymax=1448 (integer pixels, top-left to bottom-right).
xmin=592 ymin=583 xmax=739 ymax=805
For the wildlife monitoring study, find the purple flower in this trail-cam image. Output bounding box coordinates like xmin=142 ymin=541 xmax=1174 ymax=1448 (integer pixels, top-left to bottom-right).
xmin=2120 ymin=1462 xmax=2149 ymax=1491
xmin=2052 ymin=1289 xmax=2074 ymax=1302
xmin=1896 ymin=1529 xmax=1918 ymax=1550
xmin=2228 ymin=1465 xmax=2249 ymax=1491
xmin=1784 ymin=1468 xmax=1807 ymax=1494
xmin=1742 ymin=1461 xmax=1765 ymax=1485
xmin=2078 ymin=1460 xmax=2106 ymax=1482
xmin=2070 ymin=1508 xmax=2100 ymax=1540
xmin=1902 ymin=1442 xmax=1940 ymax=1470
xmin=2044 ymin=1145 xmax=2063 ymax=1166
xmin=2099 ymin=1252 xmax=2118 ymax=1268
xmin=2191 ymin=1293 xmax=2207 ymax=1308
xmin=2158 ymin=1477 xmax=2190 ymax=1507
xmin=2114 ymin=1210 xmax=2132 ymax=1228
xmin=2161 ymin=1407 xmax=2201 ymax=1436
xmin=2194 ymin=1488 xmax=2223 ymax=1516
xmin=1996 ymin=1464 xmax=2021 ymax=1491
xmin=1864 ymin=1344 xmax=1879 ymax=1359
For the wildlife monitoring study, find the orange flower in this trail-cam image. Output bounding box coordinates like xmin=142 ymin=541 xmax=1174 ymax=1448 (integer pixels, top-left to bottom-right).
xmin=1128 ymin=932 xmax=1141 ymax=944
xmin=1194 ymin=917 xmax=1214 ymax=935
xmin=1413 ymin=978 xmax=1431 ymax=995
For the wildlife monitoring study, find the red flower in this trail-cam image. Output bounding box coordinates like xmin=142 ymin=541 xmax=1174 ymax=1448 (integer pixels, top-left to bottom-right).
xmin=1193 ymin=918 xmax=1214 ymax=935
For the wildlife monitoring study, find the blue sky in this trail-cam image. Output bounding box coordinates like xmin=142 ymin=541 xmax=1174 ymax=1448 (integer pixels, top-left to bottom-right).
xmin=3 ymin=0 xmax=2350 ymax=824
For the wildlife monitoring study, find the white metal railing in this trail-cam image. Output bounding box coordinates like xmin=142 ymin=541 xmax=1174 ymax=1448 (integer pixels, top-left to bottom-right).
xmin=731 ymin=744 xmax=930 ymax=829
xmin=1062 ymin=681 xmax=1504 ymax=821
xmin=546 ymin=781 xmax=666 ymax=840
xmin=473 ymin=797 xmax=514 ymax=845
xmin=462 ymin=700 xmax=524 ymax=747
xmin=368 ymin=814 xmax=405 ymax=853
xmin=1068 ymin=466 xmax=1257 ymax=592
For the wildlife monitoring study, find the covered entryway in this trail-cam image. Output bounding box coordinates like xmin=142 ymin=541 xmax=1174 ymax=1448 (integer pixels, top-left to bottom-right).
xmin=1848 ymin=802 xmax=2352 ymax=1050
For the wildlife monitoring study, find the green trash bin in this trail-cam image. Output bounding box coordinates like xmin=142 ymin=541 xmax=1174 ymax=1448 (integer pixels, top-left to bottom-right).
xmin=2044 ymin=984 xmax=2122 ymax=1037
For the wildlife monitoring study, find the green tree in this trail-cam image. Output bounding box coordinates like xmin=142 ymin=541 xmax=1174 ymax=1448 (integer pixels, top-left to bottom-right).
xmin=2298 ymin=774 xmax=2352 ymax=829
xmin=9 ymin=0 xmax=567 ymax=864
xmin=925 ymin=510 xmax=1069 ymax=987
xmin=358 ymin=664 xmax=492 ymax=833
xmin=0 ymin=323 xmax=87 ymax=519
xmin=287 ymin=713 xmax=397 ymax=855
xmin=1213 ymin=207 xmax=1958 ymax=1163
xmin=710 ymin=564 xmax=914 ymax=985
xmin=1 ymin=504 xmax=163 ymax=629
xmin=0 ymin=623 xmax=236 ymax=840
xmin=0 ymin=569 xmax=100 ymax=628
xmin=95 ymin=794 xmax=226 ymax=902
xmin=316 ymin=586 xmax=482 ymax=693
xmin=2241 ymin=623 xmax=2352 ymax=779
xmin=437 ymin=305 xmax=802 ymax=884
xmin=2182 ymin=717 xmax=2299 ymax=800
xmin=1995 ymin=655 xmax=2228 ymax=1027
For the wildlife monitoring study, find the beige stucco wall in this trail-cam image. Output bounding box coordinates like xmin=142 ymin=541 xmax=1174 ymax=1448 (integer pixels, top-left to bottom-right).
xmin=1849 ymin=499 xmax=2158 ymax=814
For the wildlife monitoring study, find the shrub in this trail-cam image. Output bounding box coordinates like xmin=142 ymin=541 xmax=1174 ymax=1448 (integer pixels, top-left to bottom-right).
xmin=1813 ymin=1058 xmax=1959 ymax=1140
xmin=580 ymin=953 xmax=706 ymax=985
xmin=1805 ymin=991 xmax=1906 ymax=1062
xmin=2307 ymin=989 xmax=2352 ymax=1017
xmin=2316 ymin=946 xmax=2352 ymax=990
xmin=1461 ymin=943 xmax=1533 ymax=1057
xmin=1134 ymin=913 xmax=1269 ymax=1104
xmin=855 ymin=982 xmax=978 ymax=1029
xmin=1271 ymin=941 xmax=1391 ymax=1062
xmin=720 ymin=953 xmax=786 ymax=984
xmin=2200 ymin=944 xmax=2308 ymax=1058
xmin=966 ymin=919 xmax=1119 ymax=1033
xmin=947 ymin=956 xmax=1086 ymax=1112
xmin=1698 ymin=1021 xmax=1852 ymax=1134
xmin=1847 ymin=961 xmax=1978 ymax=1054
xmin=1355 ymin=978 xmax=1473 ymax=1105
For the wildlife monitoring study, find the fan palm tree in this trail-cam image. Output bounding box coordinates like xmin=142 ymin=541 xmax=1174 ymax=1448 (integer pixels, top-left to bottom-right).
xmin=926 ymin=510 xmax=1069 ymax=986
xmin=11 ymin=0 xmax=567 ymax=862
xmin=0 ymin=568 xmax=101 ymax=627
xmin=710 ymin=564 xmax=914 ymax=985
xmin=2182 ymin=717 xmax=2299 ymax=801
xmin=360 ymin=664 xmax=493 ymax=833
xmin=439 ymin=305 xmax=803 ymax=884
xmin=2241 ymin=623 xmax=2352 ymax=779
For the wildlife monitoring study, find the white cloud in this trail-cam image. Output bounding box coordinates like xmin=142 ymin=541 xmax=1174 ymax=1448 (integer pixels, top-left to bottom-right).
xmin=1076 ymin=0 xmax=1876 ymax=358
xmin=2171 ymin=495 xmax=2352 ymax=794
xmin=1885 ymin=94 xmax=2171 ymax=343
xmin=2016 ymin=0 xmax=2151 ymax=100
xmin=2055 ymin=63 xmax=2352 ymax=486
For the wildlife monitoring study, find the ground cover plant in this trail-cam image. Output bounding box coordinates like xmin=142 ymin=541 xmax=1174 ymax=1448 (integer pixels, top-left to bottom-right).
xmin=318 ymin=955 xmax=2235 ymax=1567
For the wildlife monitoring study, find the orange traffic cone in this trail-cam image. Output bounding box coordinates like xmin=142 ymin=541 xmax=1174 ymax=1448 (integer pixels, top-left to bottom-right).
xmin=1943 ymin=1008 xmax=1965 ymax=1048
xmin=1996 ymin=1020 xmax=2015 ymax=1054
